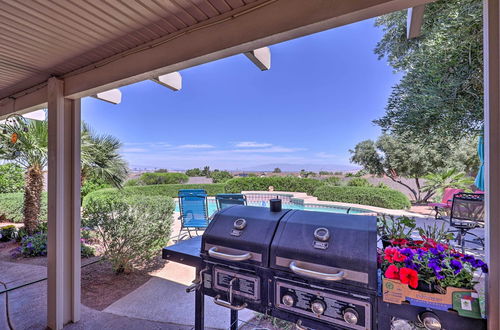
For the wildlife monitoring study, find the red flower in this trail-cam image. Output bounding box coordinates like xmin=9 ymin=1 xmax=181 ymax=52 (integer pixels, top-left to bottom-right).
xmin=384 ymin=265 xmax=400 ymax=280
xmin=391 ymin=238 xmax=408 ymax=246
xmin=393 ymin=251 xmax=407 ymax=262
xmin=384 ymin=247 xmax=407 ymax=263
xmin=399 ymin=267 xmax=419 ymax=289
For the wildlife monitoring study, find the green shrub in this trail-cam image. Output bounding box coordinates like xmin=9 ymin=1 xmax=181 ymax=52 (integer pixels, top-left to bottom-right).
xmin=313 ymin=186 xmax=411 ymax=209
xmin=346 ymin=177 xmax=372 ymax=187
xmin=19 ymin=232 xmax=47 ymax=257
xmin=0 ymin=192 xmax=47 ymax=223
xmin=83 ymin=183 xmax=226 ymax=205
xmin=324 ymin=176 xmax=342 ymax=186
xmin=225 ymin=177 xmax=324 ymax=195
xmin=81 ymin=243 xmax=95 ymax=258
xmin=16 ymin=231 xmax=95 ymax=258
xmin=124 ymin=178 xmax=140 ymax=186
xmin=139 ymin=172 xmax=189 ymax=185
xmin=0 ymin=224 xmax=17 ymax=242
xmin=81 ymin=175 xmax=110 ymax=200
xmin=210 ymin=170 xmax=233 ymax=183
xmin=0 ymin=164 xmax=24 ymax=194
xmin=82 ymin=194 xmax=175 ymax=273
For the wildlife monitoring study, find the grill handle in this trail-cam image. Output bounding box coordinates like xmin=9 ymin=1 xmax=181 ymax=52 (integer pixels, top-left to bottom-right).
xmin=213 ymin=295 xmax=248 ymax=311
xmin=208 ymin=247 xmax=252 ymax=261
xmin=289 ymin=261 xmax=345 ymax=281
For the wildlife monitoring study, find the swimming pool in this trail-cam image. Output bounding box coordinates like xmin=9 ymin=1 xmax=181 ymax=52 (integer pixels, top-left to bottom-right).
xmin=174 ymin=200 xmax=370 ymax=216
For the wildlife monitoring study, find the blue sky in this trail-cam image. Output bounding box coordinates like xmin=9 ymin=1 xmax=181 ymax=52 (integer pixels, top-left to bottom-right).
xmin=82 ymin=18 xmax=401 ymax=171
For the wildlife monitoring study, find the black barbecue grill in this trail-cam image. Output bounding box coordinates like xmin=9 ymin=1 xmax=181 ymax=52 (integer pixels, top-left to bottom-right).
xmin=162 ymin=203 xmax=487 ymax=330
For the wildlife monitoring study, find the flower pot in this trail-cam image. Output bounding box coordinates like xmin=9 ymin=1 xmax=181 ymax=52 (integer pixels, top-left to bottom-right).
xmin=413 ymin=280 xmax=441 ymax=293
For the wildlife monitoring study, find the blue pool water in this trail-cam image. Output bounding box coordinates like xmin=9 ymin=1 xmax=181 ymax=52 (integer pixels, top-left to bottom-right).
xmin=175 ymin=200 xmax=369 ymax=216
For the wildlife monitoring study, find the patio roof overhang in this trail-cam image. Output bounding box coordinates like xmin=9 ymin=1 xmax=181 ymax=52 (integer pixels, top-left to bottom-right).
xmin=0 ymin=0 xmax=434 ymax=117
xmin=0 ymin=1 xmax=498 ymax=330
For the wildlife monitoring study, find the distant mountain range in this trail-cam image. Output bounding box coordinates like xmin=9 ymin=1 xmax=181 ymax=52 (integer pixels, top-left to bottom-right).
xmin=239 ymin=163 xmax=360 ymax=172
xmin=130 ymin=163 xmax=360 ymax=172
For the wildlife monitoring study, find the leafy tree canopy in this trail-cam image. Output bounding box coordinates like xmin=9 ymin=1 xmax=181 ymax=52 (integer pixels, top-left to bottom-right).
xmin=350 ymin=134 xmax=478 ymax=202
xmin=374 ymin=0 xmax=483 ymax=141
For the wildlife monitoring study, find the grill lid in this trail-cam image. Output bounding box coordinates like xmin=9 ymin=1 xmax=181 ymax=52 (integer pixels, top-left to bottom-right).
xmin=270 ymin=210 xmax=377 ymax=289
xmin=202 ymin=205 xmax=290 ymax=267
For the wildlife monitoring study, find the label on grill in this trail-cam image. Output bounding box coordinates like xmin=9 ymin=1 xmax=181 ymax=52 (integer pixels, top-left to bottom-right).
xmin=313 ymin=241 xmax=329 ymax=250
xmin=213 ymin=267 xmax=260 ymax=301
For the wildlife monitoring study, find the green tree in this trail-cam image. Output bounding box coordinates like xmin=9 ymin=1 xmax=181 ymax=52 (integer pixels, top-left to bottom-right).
xmin=0 ymin=118 xmax=127 ymax=234
xmin=185 ymin=168 xmax=203 ymax=177
xmin=373 ymin=0 xmax=483 ymax=141
xmin=210 ymin=170 xmax=233 ymax=183
xmin=0 ymin=163 xmax=24 ymax=193
xmin=273 ymin=167 xmax=282 ymax=173
xmin=350 ymin=134 xmax=476 ymax=203
xmin=202 ymin=166 xmax=211 ymax=177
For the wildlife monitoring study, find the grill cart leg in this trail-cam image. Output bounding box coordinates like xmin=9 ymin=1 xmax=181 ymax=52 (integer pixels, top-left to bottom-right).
xmin=195 ymin=270 xmax=204 ymax=330
xmin=230 ymin=309 xmax=238 ymax=330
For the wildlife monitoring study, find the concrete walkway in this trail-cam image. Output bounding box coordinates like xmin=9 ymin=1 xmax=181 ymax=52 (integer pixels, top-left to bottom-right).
xmin=104 ymin=260 xmax=255 ymax=329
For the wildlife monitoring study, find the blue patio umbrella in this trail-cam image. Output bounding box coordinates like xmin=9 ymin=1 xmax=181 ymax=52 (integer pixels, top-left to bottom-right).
xmin=474 ymin=135 xmax=485 ymax=191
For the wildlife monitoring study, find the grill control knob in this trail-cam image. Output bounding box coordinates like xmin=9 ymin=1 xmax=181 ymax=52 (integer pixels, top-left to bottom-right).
xmin=342 ymin=307 xmax=359 ymax=325
xmin=310 ymin=299 xmax=326 ymax=316
xmin=282 ymin=294 xmax=295 ymax=307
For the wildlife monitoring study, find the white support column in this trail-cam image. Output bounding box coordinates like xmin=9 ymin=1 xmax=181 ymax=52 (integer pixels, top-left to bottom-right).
xmin=47 ymin=77 xmax=81 ymax=329
xmin=484 ymin=1 xmax=500 ymax=329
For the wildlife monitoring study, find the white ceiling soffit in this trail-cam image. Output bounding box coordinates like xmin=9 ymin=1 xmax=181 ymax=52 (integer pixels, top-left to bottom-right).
xmin=244 ymin=47 xmax=271 ymax=71
xmin=23 ymin=109 xmax=46 ymax=121
xmin=151 ymin=72 xmax=182 ymax=91
xmin=91 ymin=89 xmax=122 ymax=104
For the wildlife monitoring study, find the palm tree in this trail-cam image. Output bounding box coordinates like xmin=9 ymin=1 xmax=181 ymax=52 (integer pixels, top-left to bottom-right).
xmin=0 ymin=116 xmax=128 ymax=234
xmin=81 ymin=122 xmax=128 ymax=188
xmin=0 ymin=117 xmax=47 ymax=234
xmin=422 ymin=168 xmax=474 ymax=202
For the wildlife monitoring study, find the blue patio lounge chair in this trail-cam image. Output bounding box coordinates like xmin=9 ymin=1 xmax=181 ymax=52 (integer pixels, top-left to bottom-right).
xmin=215 ymin=193 xmax=247 ymax=210
xmin=177 ymin=189 xmax=209 ymax=241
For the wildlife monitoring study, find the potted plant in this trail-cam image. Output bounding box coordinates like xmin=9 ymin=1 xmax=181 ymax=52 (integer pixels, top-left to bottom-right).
xmin=377 ymin=215 xmax=416 ymax=248
xmin=381 ymin=238 xmax=488 ymax=294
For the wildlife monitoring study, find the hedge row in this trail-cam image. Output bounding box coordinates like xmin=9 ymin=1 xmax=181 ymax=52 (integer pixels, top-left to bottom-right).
xmin=225 ymin=177 xmax=324 ymax=195
xmin=83 ymin=183 xmax=227 ymax=206
xmin=129 ymin=172 xmax=189 ymax=186
xmin=0 ymin=192 xmax=48 ymax=223
xmin=312 ymin=186 xmax=411 ymax=210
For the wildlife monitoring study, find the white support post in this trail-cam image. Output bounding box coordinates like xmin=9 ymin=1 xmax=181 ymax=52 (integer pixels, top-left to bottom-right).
xmin=406 ymin=5 xmax=425 ymax=39
xmin=244 ymin=47 xmax=271 ymax=71
xmin=484 ymin=1 xmax=500 ymax=329
xmin=47 ymin=77 xmax=81 ymax=330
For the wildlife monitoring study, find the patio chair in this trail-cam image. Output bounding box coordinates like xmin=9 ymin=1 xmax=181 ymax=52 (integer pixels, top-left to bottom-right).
xmin=428 ymin=188 xmax=463 ymax=219
xmin=177 ymin=189 xmax=209 ymax=241
xmin=449 ymin=192 xmax=485 ymax=253
xmin=215 ymin=193 xmax=247 ymax=210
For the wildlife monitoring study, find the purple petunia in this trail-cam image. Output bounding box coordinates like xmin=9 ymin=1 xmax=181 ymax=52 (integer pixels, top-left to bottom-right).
xmin=450 ymin=259 xmax=463 ymax=274
xmin=481 ymin=264 xmax=489 ymax=273
xmin=461 ymin=255 xmax=475 ymax=264
xmin=400 ymin=248 xmax=415 ymax=258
